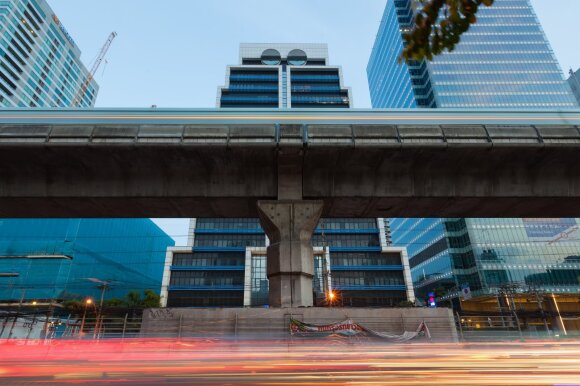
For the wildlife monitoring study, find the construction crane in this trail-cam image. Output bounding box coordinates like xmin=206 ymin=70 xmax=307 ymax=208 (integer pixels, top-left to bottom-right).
xmin=71 ymin=32 xmax=117 ymax=107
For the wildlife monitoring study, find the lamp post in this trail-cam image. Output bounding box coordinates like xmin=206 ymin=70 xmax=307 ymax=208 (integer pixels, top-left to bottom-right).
xmin=86 ymin=278 xmax=112 ymax=339
xmin=79 ymin=298 xmax=93 ymax=338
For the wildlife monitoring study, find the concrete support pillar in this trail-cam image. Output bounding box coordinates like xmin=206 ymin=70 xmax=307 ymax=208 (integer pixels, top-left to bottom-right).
xmin=257 ymin=200 xmax=323 ymax=308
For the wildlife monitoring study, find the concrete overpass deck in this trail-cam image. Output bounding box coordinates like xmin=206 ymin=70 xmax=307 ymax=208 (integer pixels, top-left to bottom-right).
xmin=1 ymin=108 xmax=580 ymax=218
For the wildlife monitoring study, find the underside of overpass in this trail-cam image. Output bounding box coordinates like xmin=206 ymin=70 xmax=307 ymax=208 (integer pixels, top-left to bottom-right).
xmin=1 ymin=108 xmax=580 ymax=307
xmin=0 ymin=108 xmax=579 ymax=218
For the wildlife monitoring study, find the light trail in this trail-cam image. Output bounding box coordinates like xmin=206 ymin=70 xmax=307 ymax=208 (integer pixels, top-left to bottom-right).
xmin=0 ymin=339 xmax=579 ymax=385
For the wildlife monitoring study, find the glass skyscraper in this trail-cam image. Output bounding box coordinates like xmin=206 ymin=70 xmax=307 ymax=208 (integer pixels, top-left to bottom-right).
xmin=389 ymin=218 xmax=580 ymax=301
xmin=162 ymin=44 xmax=414 ymax=308
xmin=367 ymin=0 xmax=580 ymax=311
xmin=568 ymin=68 xmax=580 ymax=106
xmin=0 ymin=0 xmax=97 ymax=107
xmin=368 ymin=0 xmax=577 ymax=109
xmin=0 ymin=219 xmax=175 ymax=302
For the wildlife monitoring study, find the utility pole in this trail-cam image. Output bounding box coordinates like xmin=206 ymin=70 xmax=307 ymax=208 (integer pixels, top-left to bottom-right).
xmin=526 ymin=284 xmax=550 ymax=335
xmin=87 ymin=278 xmax=112 ymax=339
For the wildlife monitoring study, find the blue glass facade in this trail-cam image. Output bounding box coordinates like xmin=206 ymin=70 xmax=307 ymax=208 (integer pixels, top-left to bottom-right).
xmin=367 ymin=0 xmax=428 ymax=108
xmin=369 ymin=1 xmax=580 ymax=307
xmin=389 ymin=218 xmax=452 ymax=301
xmin=368 ymin=0 xmax=577 ymax=109
xmin=390 ymin=218 xmax=580 ymax=302
xmin=0 ymin=0 xmax=97 ymax=107
xmin=0 ymin=219 xmax=174 ymax=302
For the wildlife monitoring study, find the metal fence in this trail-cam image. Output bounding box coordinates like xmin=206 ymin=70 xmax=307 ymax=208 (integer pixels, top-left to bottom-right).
xmin=454 ymin=313 xmax=580 ymax=341
xmin=0 ymin=313 xmax=143 ymax=340
xmin=1 ymin=312 xmax=456 ymax=341
xmin=4 ymin=310 xmax=577 ymax=342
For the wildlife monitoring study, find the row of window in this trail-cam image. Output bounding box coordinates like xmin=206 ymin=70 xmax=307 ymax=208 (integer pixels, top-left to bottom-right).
xmin=193 ymin=232 xmax=402 ymax=249
xmin=333 ymin=271 xmax=405 ymax=286
xmin=169 ymin=270 xmax=244 ymax=287
xmin=195 ymin=218 xmax=377 ymax=231
xmin=312 ymin=234 xmax=380 ymax=248
xmin=196 ymin=218 xmax=262 ymax=229
xmin=194 ymin=234 xmax=265 ymax=248
xmin=331 ymin=252 xmax=402 ymax=267
xmin=173 ymin=252 xmax=245 ymax=267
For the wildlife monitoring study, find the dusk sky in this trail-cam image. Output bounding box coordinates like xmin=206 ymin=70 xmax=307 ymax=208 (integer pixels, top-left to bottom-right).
xmin=47 ymin=0 xmax=580 ymax=244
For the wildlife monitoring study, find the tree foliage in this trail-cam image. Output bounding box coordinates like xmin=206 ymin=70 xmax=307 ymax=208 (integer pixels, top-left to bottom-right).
xmin=401 ymin=0 xmax=495 ymax=62
xmin=62 ymin=289 xmax=160 ymax=316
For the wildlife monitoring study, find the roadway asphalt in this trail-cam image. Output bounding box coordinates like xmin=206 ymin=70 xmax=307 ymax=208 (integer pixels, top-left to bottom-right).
xmin=1 ymin=338 xmax=580 ymax=385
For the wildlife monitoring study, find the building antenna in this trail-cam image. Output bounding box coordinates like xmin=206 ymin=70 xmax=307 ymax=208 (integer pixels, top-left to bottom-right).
xmin=71 ymin=32 xmax=117 ymax=107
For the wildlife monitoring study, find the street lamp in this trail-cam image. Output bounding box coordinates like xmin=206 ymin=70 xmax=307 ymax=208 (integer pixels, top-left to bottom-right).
xmin=327 ymin=290 xmax=336 ymax=307
xmin=86 ymin=278 xmax=113 ymax=339
xmin=79 ymin=298 xmax=93 ymax=338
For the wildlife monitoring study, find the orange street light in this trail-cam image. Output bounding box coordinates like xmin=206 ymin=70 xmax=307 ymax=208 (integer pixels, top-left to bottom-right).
xmin=79 ymin=298 xmax=93 ymax=338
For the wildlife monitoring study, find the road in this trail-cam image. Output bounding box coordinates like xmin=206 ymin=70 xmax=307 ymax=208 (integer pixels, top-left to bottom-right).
xmin=1 ymin=338 xmax=580 ymax=385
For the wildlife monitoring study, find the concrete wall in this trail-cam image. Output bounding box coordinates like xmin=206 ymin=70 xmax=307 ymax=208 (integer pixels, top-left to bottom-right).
xmin=141 ymin=307 xmax=458 ymax=342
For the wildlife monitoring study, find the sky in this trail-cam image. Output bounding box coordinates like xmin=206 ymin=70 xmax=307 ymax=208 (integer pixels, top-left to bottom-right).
xmin=47 ymin=0 xmax=580 ymax=245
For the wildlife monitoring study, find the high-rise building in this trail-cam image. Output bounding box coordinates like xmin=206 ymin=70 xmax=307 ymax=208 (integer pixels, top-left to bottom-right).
xmin=389 ymin=218 xmax=580 ymax=304
xmin=568 ymin=68 xmax=580 ymax=106
xmin=0 ymin=219 xmax=175 ymax=302
xmin=161 ymin=44 xmax=414 ymax=308
xmin=367 ymin=0 xmax=580 ymax=313
xmin=368 ymin=0 xmax=577 ymax=109
xmin=0 ymin=0 xmax=97 ymax=107
xmin=218 ymin=43 xmax=351 ymax=108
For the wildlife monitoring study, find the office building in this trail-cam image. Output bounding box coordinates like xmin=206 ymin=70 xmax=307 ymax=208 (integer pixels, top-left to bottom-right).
xmin=218 ymin=43 xmax=351 ymax=108
xmin=367 ymin=0 xmax=580 ymax=313
xmin=389 ymin=218 xmax=580 ymax=302
xmin=0 ymin=0 xmax=97 ymax=107
xmin=0 ymin=219 xmax=175 ymax=303
xmin=568 ymin=68 xmax=580 ymax=106
xmin=367 ymin=0 xmax=577 ymax=109
xmin=162 ymin=44 xmax=414 ymax=308
xmin=163 ymin=218 xmax=413 ymax=308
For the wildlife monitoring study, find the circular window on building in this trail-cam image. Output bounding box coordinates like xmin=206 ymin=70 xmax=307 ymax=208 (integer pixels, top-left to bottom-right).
xmin=288 ymin=49 xmax=307 ymax=66
xmin=261 ymin=49 xmax=281 ymax=65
